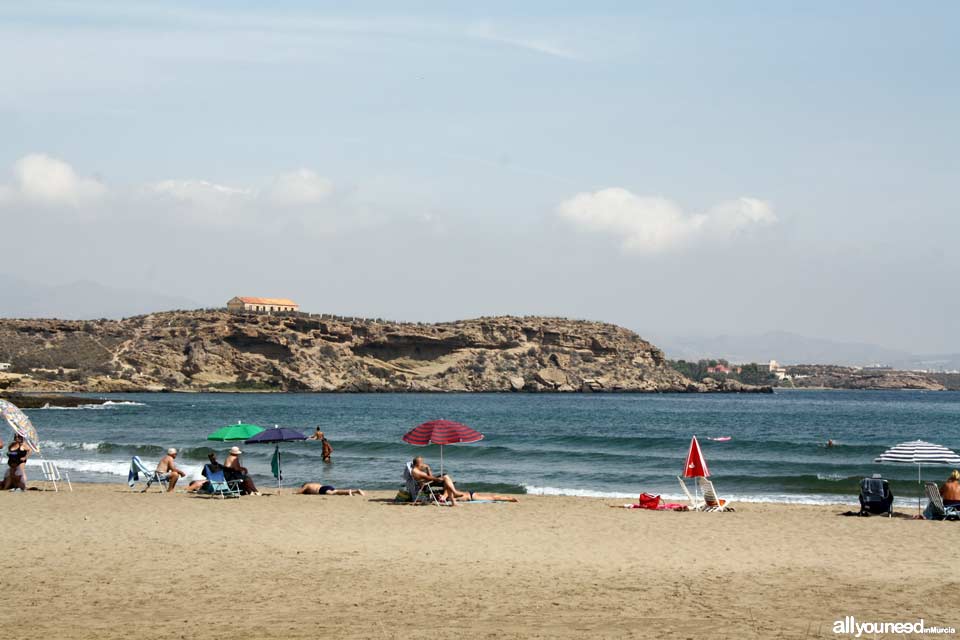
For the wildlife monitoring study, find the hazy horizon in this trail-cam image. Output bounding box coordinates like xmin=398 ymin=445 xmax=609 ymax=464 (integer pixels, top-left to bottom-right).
xmin=1 ymin=2 xmax=957 ymax=354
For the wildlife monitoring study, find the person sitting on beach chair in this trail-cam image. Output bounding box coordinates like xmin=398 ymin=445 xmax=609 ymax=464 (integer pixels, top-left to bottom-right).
xmin=408 ymin=456 xmax=518 ymax=506
xmin=940 ymin=470 xmax=960 ymax=507
xmin=224 ymin=446 xmax=260 ymax=496
xmin=187 ymin=452 xmax=223 ymax=492
xmin=295 ymin=482 xmax=365 ymax=496
xmin=156 ymin=448 xmax=186 ymax=493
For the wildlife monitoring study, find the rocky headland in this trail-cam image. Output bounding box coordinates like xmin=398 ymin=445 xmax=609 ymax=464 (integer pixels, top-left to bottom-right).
xmin=0 ymin=311 xmax=771 ymax=394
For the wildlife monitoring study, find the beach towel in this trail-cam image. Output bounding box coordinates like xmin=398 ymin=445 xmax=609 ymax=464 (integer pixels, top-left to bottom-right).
xmin=127 ymin=456 xmax=150 ymax=488
xmin=402 ymin=461 xmax=419 ymax=500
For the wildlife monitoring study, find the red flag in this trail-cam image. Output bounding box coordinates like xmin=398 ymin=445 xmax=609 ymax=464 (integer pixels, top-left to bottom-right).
xmin=682 ymin=435 xmax=710 ymax=478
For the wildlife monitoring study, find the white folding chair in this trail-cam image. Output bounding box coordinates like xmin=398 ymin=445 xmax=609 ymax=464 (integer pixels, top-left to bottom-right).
xmin=677 ymin=476 xmax=703 ymax=511
xmin=696 ymin=476 xmax=734 ymax=512
xmin=40 ymin=460 xmax=73 ymax=492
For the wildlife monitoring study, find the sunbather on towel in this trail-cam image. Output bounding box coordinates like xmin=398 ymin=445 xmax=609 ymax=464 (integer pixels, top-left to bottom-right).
xmin=156 ymin=448 xmax=186 ymax=493
xmin=410 ymin=456 xmax=518 ymax=506
xmin=224 ymin=446 xmax=260 ymax=495
xmin=295 ymin=482 xmax=364 ymax=496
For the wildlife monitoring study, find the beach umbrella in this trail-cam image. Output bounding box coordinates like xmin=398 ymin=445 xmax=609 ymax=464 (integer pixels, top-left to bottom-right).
xmin=402 ymin=419 xmax=484 ymax=475
xmin=0 ymin=399 xmax=40 ymax=452
xmin=244 ymin=426 xmax=306 ymax=490
xmin=875 ymin=440 xmax=960 ymax=515
xmin=680 ymin=435 xmax=710 ymax=509
xmin=682 ymin=435 xmax=710 ymax=478
xmin=208 ymin=421 xmax=264 ymax=442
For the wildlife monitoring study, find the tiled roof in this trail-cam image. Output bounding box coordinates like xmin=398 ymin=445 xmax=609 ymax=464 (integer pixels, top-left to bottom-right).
xmin=236 ymin=297 xmax=299 ymax=306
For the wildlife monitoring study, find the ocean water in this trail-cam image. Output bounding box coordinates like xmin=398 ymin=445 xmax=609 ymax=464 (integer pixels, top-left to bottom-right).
xmin=18 ymin=390 xmax=960 ymax=505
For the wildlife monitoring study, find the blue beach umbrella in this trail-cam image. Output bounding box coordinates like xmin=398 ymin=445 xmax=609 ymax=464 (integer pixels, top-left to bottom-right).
xmin=244 ymin=426 xmax=306 ymax=490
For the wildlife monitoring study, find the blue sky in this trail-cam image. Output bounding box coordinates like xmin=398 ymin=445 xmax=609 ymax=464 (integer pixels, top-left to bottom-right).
xmin=0 ymin=2 xmax=957 ymax=353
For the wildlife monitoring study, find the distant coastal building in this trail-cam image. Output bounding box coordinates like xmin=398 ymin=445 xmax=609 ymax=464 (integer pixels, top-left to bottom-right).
xmin=768 ymin=359 xmax=790 ymax=381
xmin=706 ymin=364 xmax=732 ymax=375
xmin=226 ymin=296 xmax=300 ymax=314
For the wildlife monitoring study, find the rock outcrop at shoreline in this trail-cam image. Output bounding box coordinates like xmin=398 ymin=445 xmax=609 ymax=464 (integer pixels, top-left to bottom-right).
xmin=0 ymin=311 xmax=770 ymax=393
xmin=785 ymin=365 xmax=947 ymax=391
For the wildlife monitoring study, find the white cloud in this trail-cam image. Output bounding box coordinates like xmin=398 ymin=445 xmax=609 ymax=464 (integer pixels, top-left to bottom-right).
xmin=265 ymin=169 xmax=334 ymax=206
xmin=557 ymin=188 xmax=775 ymax=254
xmin=10 ymin=153 xmax=107 ymax=206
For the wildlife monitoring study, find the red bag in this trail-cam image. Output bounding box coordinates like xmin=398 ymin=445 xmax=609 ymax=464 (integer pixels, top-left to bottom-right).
xmin=637 ymin=493 xmax=661 ymax=509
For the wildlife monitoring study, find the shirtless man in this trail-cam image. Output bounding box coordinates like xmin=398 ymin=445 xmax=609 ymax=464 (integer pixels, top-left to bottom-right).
xmin=156 ymin=448 xmax=186 ymax=493
xmin=409 ymin=456 xmax=519 ymax=506
xmin=941 ymin=470 xmax=960 ymax=506
xmin=295 ymin=482 xmax=364 ymax=496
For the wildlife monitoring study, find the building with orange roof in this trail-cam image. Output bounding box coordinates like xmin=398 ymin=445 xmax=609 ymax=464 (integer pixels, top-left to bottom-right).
xmin=226 ymin=296 xmax=300 ymax=314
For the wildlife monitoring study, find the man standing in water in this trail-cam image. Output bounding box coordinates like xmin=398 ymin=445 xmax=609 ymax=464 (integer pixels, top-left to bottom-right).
xmin=307 ymin=427 xmax=333 ymax=463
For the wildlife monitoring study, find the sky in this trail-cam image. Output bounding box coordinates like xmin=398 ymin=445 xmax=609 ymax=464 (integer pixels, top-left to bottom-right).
xmin=0 ymin=2 xmax=957 ymax=353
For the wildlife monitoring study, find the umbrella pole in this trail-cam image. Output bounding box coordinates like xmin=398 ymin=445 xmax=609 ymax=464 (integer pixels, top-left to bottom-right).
xmin=278 ymin=445 xmax=282 ymax=492
xmin=440 ymin=444 xmax=444 ymax=476
xmin=918 ymin=463 xmax=922 ymax=517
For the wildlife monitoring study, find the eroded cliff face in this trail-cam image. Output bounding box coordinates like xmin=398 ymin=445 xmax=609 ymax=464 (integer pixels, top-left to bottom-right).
xmin=0 ymin=311 xmax=720 ymax=393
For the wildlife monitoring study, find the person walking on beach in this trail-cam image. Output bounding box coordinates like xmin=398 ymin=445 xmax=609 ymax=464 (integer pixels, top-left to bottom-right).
xmin=156 ymin=448 xmax=186 ymax=493
xmin=308 ymin=427 xmax=333 ymax=463
xmin=3 ymin=434 xmax=30 ymax=491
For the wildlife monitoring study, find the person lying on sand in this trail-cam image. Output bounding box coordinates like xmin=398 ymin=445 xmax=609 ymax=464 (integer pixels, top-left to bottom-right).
xmin=295 ymin=483 xmax=364 ymax=496
xmin=410 ymin=456 xmax=518 ymax=506
xmin=156 ymin=448 xmax=185 ymax=493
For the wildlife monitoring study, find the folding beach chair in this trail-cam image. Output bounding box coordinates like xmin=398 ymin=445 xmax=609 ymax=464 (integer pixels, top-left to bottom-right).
xmin=127 ymin=456 xmax=168 ymax=492
xmin=403 ymin=461 xmax=443 ymax=506
xmin=696 ymin=476 xmax=734 ymax=512
xmin=39 ymin=460 xmax=73 ymax=492
xmin=198 ymin=464 xmax=242 ymax=499
xmin=858 ymin=476 xmax=893 ymax=516
xmin=924 ymin=482 xmax=960 ymax=521
xmin=677 ymin=476 xmax=703 ymax=511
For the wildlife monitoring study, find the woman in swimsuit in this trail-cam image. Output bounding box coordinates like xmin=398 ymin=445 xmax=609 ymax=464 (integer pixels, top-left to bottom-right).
xmin=3 ymin=434 xmax=30 ymax=490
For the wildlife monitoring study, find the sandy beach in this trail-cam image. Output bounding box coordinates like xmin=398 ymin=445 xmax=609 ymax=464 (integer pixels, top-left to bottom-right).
xmin=0 ymin=485 xmax=956 ymax=639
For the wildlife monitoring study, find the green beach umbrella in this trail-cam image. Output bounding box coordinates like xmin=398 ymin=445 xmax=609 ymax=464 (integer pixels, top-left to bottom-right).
xmin=207 ymin=421 xmax=265 ymax=442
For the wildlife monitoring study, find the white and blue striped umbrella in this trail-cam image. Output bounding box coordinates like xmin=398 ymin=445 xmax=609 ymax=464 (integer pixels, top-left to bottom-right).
xmin=874 ymin=440 xmax=960 ymax=466
xmin=875 ymin=440 xmax=960 ymax=515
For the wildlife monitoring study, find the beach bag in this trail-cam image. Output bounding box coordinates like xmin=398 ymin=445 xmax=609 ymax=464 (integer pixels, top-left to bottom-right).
xmin=394 ymin=488 xmax=412 ymax=503
xmin=637 ymin=493 xmax=661 ymax=510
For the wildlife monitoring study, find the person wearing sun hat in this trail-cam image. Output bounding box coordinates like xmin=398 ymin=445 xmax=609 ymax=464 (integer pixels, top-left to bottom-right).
xmin=155 ymin=447 xmax=186 ymax=493
xmin=224 ymin=445 xmax=260 ymax=495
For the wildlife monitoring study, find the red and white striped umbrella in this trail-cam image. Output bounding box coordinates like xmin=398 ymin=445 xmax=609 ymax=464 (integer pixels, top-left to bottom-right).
xmin=402 ymin=420 xmax=484 ymax=474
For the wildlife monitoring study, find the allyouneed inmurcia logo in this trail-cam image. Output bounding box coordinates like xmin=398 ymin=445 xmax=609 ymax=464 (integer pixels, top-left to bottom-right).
xmin=833 ymin=616 xmax=956 ymax=637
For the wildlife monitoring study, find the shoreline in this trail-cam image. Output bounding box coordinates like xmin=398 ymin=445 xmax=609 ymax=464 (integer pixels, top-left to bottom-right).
xmin=20 ymin=477 xmax=912 ymax=508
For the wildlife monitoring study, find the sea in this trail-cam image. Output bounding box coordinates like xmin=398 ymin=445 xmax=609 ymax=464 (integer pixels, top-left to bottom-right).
xmin=20 ymin=389 xmax=960 ymax=505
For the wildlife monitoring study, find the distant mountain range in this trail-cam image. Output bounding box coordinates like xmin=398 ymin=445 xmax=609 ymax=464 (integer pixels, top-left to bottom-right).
xmin=0 ymin=275 xmax=200 ymax=320
xmin=647 ymin=330 xmax=960 ymax=371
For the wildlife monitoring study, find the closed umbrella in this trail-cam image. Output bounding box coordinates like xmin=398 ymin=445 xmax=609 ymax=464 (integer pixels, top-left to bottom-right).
xmin=0 ymin=399 xmax=41 ymax=452
xmin=208 ymin=421 xmax=264 ymax=442
xmin=402 ymin=419 xmax=483 ymax=475
xmin=681 ymin=435 xmax=710 ymax=508
xmin=875 ymin=440 xmax=960 ymax=515
xmin=244 ymin=426 xmax=306 ymax=490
